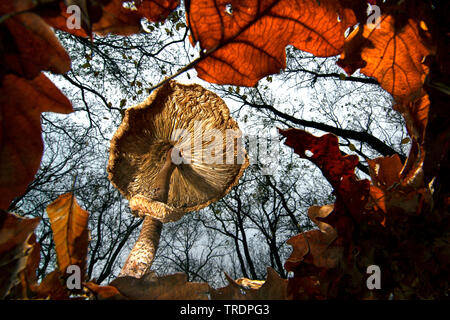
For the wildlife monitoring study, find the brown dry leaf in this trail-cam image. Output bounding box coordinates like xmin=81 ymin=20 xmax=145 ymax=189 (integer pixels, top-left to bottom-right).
xmin=84 ymin=281 xmax=126 ymax=300
xmin=38 ymin=0 xmax=100 ymax=37
xmin=46 ymin=193 xmax=89 ymax=276
xmin=187 ymin=0 xmax=356 ymax=86
xmin=367 ymin=154 xmax=403 ymax=190
xmin=0 ymin=210 xmax=40 ymax=299
xmin=35 ymin=270 xmax=70 ymax=300
xmin=211 ymin=267 xmax=288 ymax=300
xmin=285 ymin=205 xmax=342 ymax=271
xmin=0 ymin=73 xmax=73 ymax=210
xmin=0 ymin=1 xmax=71 ymax=80
xmin=394 ymin=93 xmax=430 ymax=144
xmin=7 ymin=233 xmax=41 ymax=298
xmin=93 ymin=0 xmax=179 ymax=36
xmin=110 ymin=272 xmax=210 ymax=300
xmin=338 ymin=15 xmax=431 ymax=103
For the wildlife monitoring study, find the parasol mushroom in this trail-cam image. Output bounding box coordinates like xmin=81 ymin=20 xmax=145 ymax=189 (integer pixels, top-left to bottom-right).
xmin=107 ymin=80 xmax=249 ymax=278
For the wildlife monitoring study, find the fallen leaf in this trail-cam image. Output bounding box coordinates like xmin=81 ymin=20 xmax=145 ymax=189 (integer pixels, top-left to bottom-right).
xmin=84 ymin=281 xmax=126 ymax=300
xmin=110 ymin=272 xmax=210 ymax=300
xmin=46 ymin=193 xmax=89 ymax=276
xmin=211 ymin=267 xmax=288 ymax=300
xmin=0 ymin=73 xmax=73 ymax=210
xmin=35 ymin=270 xmax=70 ymax=300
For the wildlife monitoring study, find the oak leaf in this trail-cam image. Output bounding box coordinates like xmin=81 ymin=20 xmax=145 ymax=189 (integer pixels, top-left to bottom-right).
xmin=187 ymin=0 xmax=356 ymax=86
xmin=338 ymin=15 xmax=431 ymax=103
xmin=46 ymin=193 xmax=89 ymax=276
xmin=0 ymin=74 xmax=73 ymax=210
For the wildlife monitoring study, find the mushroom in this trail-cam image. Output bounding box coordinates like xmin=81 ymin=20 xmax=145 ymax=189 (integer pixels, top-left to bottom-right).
xmin=107 ymin=80 xmax=249 ymax=278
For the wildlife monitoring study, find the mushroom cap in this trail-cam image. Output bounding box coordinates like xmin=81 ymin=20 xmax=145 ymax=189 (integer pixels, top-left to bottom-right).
xmin=107 ymin=81 xmax=249 ymax=223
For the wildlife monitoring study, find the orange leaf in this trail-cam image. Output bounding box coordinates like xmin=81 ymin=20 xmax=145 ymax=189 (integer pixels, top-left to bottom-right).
xmin=367 ymin=154 xmax=403 ymax=190
xmin=93 ymin=0 xmax=179 ymax=36
xmin=0 ymin=73 xmax=73 ymax=210
xmin=0 ymin=210 xmax=40 ymax=298
xmin=0 ymin=3 xmax=71 ymax=79
xmin=338 ymin=15 xmax=431 ymax=102
xmin=394 ymin=93 xmax=430 ymax=144
xmin=187 ymin=0 xmax=356 ymax=86
xmin=46 ymin=193 xmax=89 ymax=276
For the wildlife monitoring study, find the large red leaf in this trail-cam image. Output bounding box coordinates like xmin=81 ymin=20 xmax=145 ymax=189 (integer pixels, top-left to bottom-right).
xmin=0 ymin=74 xmax=73 ymax=210
xmin=187 ymin=0 xmax=356 ymax=86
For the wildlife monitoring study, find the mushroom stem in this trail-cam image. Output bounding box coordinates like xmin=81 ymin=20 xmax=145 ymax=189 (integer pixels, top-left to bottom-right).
xmin=119 ymin=148 xmax=178 ymax=278
xmin=119 ymin=216 xmax=162 ymax=278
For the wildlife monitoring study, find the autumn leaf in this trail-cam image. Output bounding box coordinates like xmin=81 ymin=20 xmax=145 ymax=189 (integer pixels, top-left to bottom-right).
xmin=0 ymin=1 xmax=71 ymax=80
xmin=367 ymin=154 xmax=403 ymax=190
xmin=109 ymin=272 xmax=210 ymax=300
xmin=278 ymin=128 xmax=360 ymax=189
xmin=84 ymin=281 xmax=126 ymax=300
xmin=0 ymin=210 xmax=40 ymax=299
xmin=38 ymin=0 xmax=100 ymax=37
xmin=338 ymin=15 xmax=431 ymax=103
xmin=93 ymin=0 xmax=180 ymax=36
xmin=46 ymin=193 xmax=89 ymax=276
xmin=0 ymin=74 xmax=73 ymax=210
xmin=35 ymin=270 xmax=70 ymax=300
xmin=285 ymin=205 xmax=341 ymax=271
xmin=187 ymin=0 xmax=356 ymax=86
xmin=211 ymin=267 xmax=288 ymax=300
xmin=7 ymin=233 xmax=41 ymax=299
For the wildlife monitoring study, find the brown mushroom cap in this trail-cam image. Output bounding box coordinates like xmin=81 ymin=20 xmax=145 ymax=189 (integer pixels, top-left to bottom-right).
xmin=107 ymin=80 xmax=249 ymax=223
